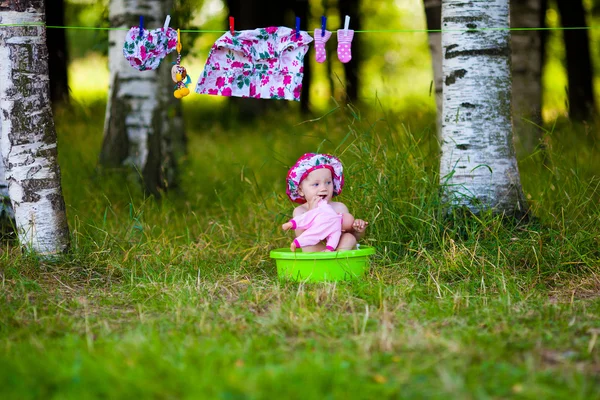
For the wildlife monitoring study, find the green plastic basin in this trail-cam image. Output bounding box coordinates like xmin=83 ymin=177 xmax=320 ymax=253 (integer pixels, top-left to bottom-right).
xmin=269 ymin=246 xmax=375 ymax=282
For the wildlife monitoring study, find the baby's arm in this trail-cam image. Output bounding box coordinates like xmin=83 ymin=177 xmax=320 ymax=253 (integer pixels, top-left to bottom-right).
xmin=293 ymin=207 xmax=316 ymax=232
xmin=351 ymin=219 xmax=368 ymax=241
xmin=332 ymin=202 xmax=368 ymax=241
xmin=281 ymin=206 xmax=306 ymax=237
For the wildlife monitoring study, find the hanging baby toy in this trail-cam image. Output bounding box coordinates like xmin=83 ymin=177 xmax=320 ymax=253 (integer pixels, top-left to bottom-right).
xmin=172 ymin=29 xmax=191 ymax=99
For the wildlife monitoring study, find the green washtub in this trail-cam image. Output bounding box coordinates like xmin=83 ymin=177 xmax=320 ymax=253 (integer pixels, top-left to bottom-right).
xmin=269 ymin=246 xmax=375 ymax=282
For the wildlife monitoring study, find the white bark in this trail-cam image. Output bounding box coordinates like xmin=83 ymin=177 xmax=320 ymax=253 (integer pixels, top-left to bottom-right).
xmin=0 ymin=11 xmax=13 ymax=221
xmin=440 ymin=0 xmax=526 ymax=215
xmin=0 ymin=7 xmax=70 ymax=254
xmin=103 ymin=0 xmax=162 ymax=169
xmin=0 ymin=124 xmax=15 ymax=221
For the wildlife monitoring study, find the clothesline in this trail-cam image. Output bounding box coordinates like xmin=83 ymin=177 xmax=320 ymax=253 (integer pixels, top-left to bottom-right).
xmin=0 ymin=23 xmax=596 ymax=33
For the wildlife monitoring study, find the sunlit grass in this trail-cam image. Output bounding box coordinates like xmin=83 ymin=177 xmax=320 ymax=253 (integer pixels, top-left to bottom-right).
xmin=3 ymin=94 xmax=600 ymax=397
xmin=6 ymin=3 xmax=600 ymax=394
xmin=3 ymin=87 xmax=600 ymax=397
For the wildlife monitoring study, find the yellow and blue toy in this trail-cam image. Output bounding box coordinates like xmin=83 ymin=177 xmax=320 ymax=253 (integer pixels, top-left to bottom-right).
xmin=171 ymin=29 xmax=191 ymax=99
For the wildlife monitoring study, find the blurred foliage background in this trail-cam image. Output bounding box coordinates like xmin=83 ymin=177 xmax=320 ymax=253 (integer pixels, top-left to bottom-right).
xmin=63 ymin=0 xmax=600 ymax=122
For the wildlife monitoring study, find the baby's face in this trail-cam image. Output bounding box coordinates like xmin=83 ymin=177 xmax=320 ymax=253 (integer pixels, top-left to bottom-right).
xmin=299 ymin=168 xmax=334 ymax=204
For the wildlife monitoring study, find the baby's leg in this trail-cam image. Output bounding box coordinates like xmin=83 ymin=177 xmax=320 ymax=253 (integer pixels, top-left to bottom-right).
xmin=341 ymin=213 xmax=354 ymax=232
xmin=336 ymin=232 xmax=357 ymax=250
xmin=325 ymin=229 xmax=342 ymax=251
xmin=298 ymin=243 xmax=327 ymax=252
xmin=294 ymin=231 xmax=323 ymax=250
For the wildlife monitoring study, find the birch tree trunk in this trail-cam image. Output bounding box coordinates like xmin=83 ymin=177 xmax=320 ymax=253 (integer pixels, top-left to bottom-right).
xmin=440 ymin=0 xmax=527 ymax=216
xmin=424 ymin=0 xmax=443 ymax=139
xmin=0 ymin=1 xmax=70 ymax=255
xmin=511 ymin=0 xmax=544 ymax=153
xmin=101 ymin=0 xmax=182 ymax=197
xmin=0 ymin=18 xmax=15 ymax=227
xmin=0 ymin=126 xmax=15 ymax=223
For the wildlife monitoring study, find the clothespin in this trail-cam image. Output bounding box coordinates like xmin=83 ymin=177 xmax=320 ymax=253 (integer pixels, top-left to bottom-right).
xmin=295 ymin=16 xmax=300 ymax=39
xmin=163 ymin=15 xmax=171 ymax=30
xmin=321 ymin=16 xmax=327 ymax=36
xmin=176 ymin=29 xmax=182 ymax=54
xmin=229 ymin=16 xmax=235 ymax=35
xmin=343 ymin=15 xmax=350 ymax=36
xmin=139 ymin=15 xmax=144 ymax=37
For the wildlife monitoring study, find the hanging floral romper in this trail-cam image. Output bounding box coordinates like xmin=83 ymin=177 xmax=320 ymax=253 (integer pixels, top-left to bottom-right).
xmin=195 ymin=27 xmax=313 ymax=101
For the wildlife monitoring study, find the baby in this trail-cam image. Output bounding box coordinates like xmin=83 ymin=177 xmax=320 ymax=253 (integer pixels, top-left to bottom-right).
xmin=282 ymin=153 xmax=368 ymax=252
xmin=282 ymin=198 xmax=355 ymax=251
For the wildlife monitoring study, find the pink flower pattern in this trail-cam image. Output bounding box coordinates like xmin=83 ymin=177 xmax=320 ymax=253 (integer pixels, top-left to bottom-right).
xmin=123 ymin=26 xmax=177 ymax=71
xmin=286 ymin=153 xmax=345 ymax=204
xmin=195 ymin=27 xmax=313 ymax=101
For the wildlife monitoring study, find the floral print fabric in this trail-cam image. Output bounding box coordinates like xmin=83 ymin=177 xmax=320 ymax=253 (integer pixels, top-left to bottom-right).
xmin=123 ymin=27 xmax=178 ymax=71
xmin=195 ymin=27 xmax=313 ymax=101
xmin=286 ymin=153 xmax=344 ymax=204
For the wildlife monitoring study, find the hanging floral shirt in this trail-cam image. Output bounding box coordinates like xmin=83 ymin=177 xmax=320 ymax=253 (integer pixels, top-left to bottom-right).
xmin=195 ymin=27 xmax=313 ymax=101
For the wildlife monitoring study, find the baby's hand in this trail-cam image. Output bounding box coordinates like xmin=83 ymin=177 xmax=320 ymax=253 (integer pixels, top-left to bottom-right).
xmin=307 ymin=196 xmax=321 ymax=211
xmin=282 ymin=222 xmax=293 ymax=231
xmin=352 ymin=219 xmax=368 ymax=233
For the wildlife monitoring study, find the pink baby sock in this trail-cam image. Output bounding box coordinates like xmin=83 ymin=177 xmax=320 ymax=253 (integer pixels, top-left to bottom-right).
xmin=313 ymin=29 xmax=332 ymax=63
xmin=337 ymin=29 xmax=354 ymax=63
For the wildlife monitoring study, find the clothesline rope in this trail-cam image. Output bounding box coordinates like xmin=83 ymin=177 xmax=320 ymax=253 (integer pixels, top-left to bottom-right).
xmin=0 ymin=23 xmax=596 ymax=33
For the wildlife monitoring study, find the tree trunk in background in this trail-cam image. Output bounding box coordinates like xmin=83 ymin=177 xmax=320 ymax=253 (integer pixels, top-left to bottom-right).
xmin=338 ymin=0 xmax=361 ymax=102
xmin=225 ymin=0 xmax=311 ymax=115
xmin=0 ymin=125 xmax=15 ymax=231
xmin=45 ymin=0 xmax=69 ymax=105
xmin=440 ymin=0 xmax=527 ymax=216
xmin=424 ymin=0 xmax=442 ymax=139
xmin=101 ymin=0 xmax=183 ymax=197
xmin=511 ymin=0 xmax=544 ymax=153
xmin=0 ymin=12 xmax=14 ymax=235
xmin=556 ymin=0 xmax=596 ymax=121
xmin=0 ymin=1 xmax=70 ymax=255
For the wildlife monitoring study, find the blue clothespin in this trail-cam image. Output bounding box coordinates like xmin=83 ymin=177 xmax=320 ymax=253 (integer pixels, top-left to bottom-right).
xmin=139 ymin=16 xmax=144 ymax=37
xmin=295 ymin=16 xmax=300 ymax=39
xmin=321 ymin=16 xmax=327 ymax=36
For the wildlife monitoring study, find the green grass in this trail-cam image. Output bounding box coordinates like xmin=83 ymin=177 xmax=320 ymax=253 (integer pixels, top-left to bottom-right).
xmin=1 ymin=94 xmax=599 ymax=399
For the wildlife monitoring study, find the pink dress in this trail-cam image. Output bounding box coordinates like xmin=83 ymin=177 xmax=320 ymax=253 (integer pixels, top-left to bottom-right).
xmin=195 ymin=27 xmax=313 ymax=101
xmin=289 ymin=200 xmax=343 ymax=251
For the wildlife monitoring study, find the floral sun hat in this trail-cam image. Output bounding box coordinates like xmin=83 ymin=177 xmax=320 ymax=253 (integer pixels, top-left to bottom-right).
xmin=286 ymin=153 xmax=344 ymax=204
